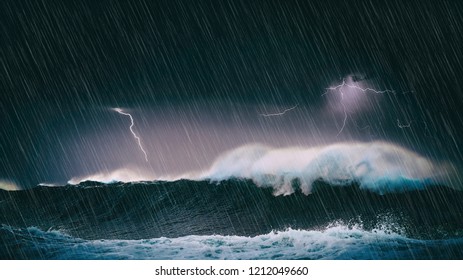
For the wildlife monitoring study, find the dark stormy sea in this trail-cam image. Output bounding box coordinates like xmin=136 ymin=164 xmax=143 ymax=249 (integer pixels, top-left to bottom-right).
xmin=2 ymin=0 xmax=463 ymax=265
xmin=1 ymin=175 xmax=463 ymax=260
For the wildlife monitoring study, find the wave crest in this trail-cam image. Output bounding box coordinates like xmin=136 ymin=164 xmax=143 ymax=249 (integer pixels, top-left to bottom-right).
xmin=68 ymin=168 xmax=156 ymax=184
xmin=0 ymin=180 xmax=21 ymax=191
xmin=200 ymin=141 xmax=457 ymax=194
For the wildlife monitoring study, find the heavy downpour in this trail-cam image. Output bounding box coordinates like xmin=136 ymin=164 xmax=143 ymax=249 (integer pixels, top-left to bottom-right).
xmin=1 ymin=0 xmax=463 ymax=259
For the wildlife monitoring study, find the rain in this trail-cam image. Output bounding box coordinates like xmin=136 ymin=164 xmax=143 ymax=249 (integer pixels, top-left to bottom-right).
xmin=1 ymin=0 xmax=463 ymax=260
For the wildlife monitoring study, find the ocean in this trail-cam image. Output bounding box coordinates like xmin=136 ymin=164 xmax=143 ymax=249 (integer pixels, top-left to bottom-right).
xmin=1 ymin=179 xmax=462 ymax=259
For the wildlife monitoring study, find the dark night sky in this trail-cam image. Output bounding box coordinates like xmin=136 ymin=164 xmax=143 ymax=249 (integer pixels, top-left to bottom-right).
xmin=1 ymin=0 xmax=463 ymax=188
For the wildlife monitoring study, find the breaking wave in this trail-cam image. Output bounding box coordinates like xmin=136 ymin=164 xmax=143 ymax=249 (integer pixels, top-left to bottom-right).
xmin=9 ymin=141 xmax=459 ymax=260
xmin=68 ymin=168 xmax=156 ymax=184
xmin=2 ymin=175 xmax=463 ymax=259
xmin=0 ymin=180 xmax=21 ymax=191
xmin=200 ymin=141 xmax=458 ymax=195
xmin=2 ymin=224 xmax=462 ymax=260
xmin=66 ymin=142 xmax=459 ymax=196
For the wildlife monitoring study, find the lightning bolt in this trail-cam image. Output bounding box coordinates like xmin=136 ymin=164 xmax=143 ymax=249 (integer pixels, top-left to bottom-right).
xmin=323 ymin=79 xmax=395 ymax=96
xmin=113 ymin=108 xmax=149 ymax=162
xmin=260 ymin=104 xmax=299 ymax=117
xmin=396 ymin=119 xmax=437 ymax=141
xmin=397 ymin=119 xmax=412 ymax=129
xmin=323 ymin=78 xmax=395 ymax=136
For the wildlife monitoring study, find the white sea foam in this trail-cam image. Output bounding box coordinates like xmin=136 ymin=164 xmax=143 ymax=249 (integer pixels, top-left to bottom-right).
xmin=199 ymin=141 xmax=458 ymax=194
xmin=5 ymin=223 xmax=460 ymax=260
xmin=0 ymin=180 xmax=21 ymax=191
xmin=67 ymin=141 xmax=460 ymax=194
xmin=68 ymin=168 xmax=156 ymax=184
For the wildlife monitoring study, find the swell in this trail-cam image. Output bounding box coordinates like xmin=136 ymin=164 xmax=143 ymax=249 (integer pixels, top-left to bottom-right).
xmin=0 ymin=179 xmax=462 ymax=240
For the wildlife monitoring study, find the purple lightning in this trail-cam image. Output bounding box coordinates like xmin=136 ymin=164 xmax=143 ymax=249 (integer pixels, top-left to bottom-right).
xmin=323 ymin=77 xmax=395 ymax=136
xmin=324 ymin=79 xmax=396 ymax=96
xmin=260 ymin=104 xmax=299 ymax=117
xmin=397 ymin=119 xmax=412 ymax=129
xmin=113 ymin=108 xmax=149 ymax=162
